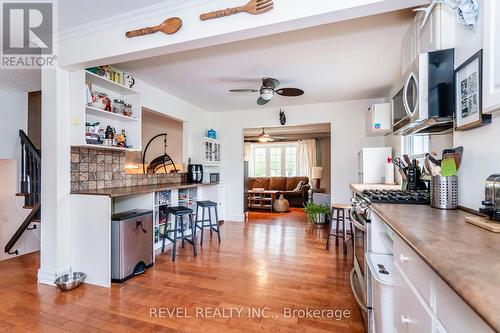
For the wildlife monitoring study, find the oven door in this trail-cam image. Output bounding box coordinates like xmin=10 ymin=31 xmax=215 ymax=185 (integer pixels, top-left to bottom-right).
xmin=350 ymin=209 xmax=372 ymax=331
xmin=352 ymin=210 xmax=370 ymax=282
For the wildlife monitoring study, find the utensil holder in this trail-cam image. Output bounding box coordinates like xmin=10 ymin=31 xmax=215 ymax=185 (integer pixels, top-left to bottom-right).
xmin=430 ymin=176 xmax=458 ymax=209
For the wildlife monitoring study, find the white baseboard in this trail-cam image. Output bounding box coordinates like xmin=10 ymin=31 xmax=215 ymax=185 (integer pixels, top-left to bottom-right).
xmin=38 ymin=267 xmax=70 ymax=286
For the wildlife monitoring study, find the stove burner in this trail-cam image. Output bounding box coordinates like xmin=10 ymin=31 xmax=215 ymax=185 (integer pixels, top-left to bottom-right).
xmin=361 ymin=189 xmax=430 ymax=205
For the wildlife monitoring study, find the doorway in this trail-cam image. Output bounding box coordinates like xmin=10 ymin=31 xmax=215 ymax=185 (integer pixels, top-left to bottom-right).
xmin=243 ymin=123 xmax=331 ymax=219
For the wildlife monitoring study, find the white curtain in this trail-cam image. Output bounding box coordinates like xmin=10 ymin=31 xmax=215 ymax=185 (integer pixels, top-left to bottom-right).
xmin=244 ymin=142 xmax=251 ymax=161
xmin=297 ymin=139 xmax=317 ymax=183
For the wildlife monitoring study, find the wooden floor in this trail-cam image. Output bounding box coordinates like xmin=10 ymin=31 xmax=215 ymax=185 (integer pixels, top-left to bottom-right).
xmin=0 ymin=208 xmax=365 ymax=333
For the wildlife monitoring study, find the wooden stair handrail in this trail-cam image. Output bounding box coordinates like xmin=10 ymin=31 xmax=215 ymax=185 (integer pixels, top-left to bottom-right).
xmin=19 ymin=130 xmax=41 ymax=207
xmin=19 ymin=130 xmax=40 ymax=161
xmin=6 ymin=130 xmax=42 ymax=255
xmin=4 ymin=203 xmax=40 ymax=255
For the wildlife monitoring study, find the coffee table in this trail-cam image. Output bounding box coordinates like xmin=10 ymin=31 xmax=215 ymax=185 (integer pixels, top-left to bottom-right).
xmin=246 ymin=190 xmax=280 ymax=212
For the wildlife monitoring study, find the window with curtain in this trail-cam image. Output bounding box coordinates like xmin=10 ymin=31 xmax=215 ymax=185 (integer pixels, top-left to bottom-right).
xmin=285 ymin=146 xmax=297 ymax=176
xmin=249 ymin=143 xmax=298 ymax=177
xmin=254 ymin=147 xmax=266 ymax=177
xmin=269 ymin=147 xmax=281 ymax=176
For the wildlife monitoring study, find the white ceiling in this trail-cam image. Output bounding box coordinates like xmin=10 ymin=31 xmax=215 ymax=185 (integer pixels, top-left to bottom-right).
xmin=58 ymin=0 xmax=169 ymax=31
xmin=117 ymin=9 xmax=413 ymax=112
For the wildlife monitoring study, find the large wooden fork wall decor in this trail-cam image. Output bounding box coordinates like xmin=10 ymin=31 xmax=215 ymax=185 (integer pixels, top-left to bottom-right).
xmin=200 ymin=0 xmax=274 ymax=21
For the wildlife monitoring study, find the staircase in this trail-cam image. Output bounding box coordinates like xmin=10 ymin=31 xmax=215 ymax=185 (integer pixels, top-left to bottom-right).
xmin=4 ymin=130 xmax=41 ymax=255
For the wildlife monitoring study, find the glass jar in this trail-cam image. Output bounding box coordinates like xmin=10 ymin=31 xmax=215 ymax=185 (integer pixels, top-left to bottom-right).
xmin=112 ymin=99 xmax=125 ymax=114
xmin=123 ymin=104 xmax=133 ymax=117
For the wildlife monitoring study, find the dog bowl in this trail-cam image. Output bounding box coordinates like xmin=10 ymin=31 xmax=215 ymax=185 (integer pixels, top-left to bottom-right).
xmin=54 ymin=272 xmax=86 ymax=291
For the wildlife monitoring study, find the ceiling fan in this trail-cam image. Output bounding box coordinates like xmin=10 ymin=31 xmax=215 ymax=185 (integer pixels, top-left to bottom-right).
xmin=244 ymin=128 xmax=286 ymax=143
xmin=230 ymin=77 xmax=304 ymax=105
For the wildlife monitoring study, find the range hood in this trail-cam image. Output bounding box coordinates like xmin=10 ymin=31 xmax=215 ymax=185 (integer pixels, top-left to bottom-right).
xmin=393 ymin=117 xmax=454 ymax=136
xmin=391 ymin=49 xmax=455 ymax=136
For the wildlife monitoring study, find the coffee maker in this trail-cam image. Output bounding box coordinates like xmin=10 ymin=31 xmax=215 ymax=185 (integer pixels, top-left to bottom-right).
xmin=187 ymin=164 xmax=203 ymax=183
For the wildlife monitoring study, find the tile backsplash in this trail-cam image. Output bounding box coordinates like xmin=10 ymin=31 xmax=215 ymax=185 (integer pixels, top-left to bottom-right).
xmin=70 ymin=147 xmax=187 ymax=191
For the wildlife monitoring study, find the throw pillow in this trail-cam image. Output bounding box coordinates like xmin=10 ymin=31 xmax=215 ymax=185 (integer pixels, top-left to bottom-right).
xmin=293 ymin=180 xmax=305 ymax=192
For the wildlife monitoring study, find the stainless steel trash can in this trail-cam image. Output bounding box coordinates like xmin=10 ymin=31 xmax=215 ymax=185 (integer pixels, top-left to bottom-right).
xmin=111 ymin=209 xmax=153 ymax=282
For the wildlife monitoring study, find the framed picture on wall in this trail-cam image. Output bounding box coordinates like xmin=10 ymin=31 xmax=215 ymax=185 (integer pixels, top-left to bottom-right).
xmin=455 ymin=50 xmax=491 ymax=131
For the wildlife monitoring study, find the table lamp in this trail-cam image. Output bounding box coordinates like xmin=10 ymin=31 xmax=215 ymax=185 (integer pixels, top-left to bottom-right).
xmin=311 ymin=166 xmax=323 ymax=189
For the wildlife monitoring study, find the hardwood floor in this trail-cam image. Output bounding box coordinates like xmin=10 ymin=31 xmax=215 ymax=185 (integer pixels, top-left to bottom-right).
xmin=0 ymin=208 xmax=365 ymax=332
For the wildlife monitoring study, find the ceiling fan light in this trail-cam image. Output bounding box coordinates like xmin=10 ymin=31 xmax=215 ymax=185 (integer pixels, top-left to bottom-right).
xmin=260 ymin=88 xmax=274 ymax=100
xmin=257 ymin=128 xmax=274 ymax=142
xmin=258 ymin=136 xmax=274 ymax=142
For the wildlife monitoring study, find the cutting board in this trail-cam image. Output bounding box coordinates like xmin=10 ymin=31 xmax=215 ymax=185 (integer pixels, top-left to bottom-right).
xmin=440 ymin=156 xmax=457 ymax=177
xmin=465 ymin=216 xmax=500 ymax=233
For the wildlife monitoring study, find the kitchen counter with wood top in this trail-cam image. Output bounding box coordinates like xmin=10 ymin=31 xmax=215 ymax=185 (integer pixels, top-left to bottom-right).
xmin=71 ymin=182 xmax=219 ymax=198
xmin=371 ymin=203 xmax=500 ymax=332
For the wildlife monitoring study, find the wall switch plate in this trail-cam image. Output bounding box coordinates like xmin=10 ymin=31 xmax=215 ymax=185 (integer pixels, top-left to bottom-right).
xmin=71 ymin=117 xmax=81 ymax=125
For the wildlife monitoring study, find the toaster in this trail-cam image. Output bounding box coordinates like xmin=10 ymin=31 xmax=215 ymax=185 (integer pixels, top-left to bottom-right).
xmin=480 ymin=174 xmax=500 ymax=220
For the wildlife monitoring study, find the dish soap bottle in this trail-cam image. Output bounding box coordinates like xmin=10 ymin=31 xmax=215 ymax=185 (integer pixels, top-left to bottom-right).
xmin=384 ymin=156 xmax=395 ymax=185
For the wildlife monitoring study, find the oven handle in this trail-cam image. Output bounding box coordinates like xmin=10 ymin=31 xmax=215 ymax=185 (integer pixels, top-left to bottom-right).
xmin=350 ymin=210 xmax=367 ymax=233
xmin=350 ymin=268 xmax=368 ymax=314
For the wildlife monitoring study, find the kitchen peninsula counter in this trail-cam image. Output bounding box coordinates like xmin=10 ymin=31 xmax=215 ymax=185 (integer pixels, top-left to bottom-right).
xmin=371 ymin=203 xmax=500 ymax=332
xmin=71 ymin=182 xmax=219 ymax=198
xmin=70 ymin=182 xmax=222 ymax=288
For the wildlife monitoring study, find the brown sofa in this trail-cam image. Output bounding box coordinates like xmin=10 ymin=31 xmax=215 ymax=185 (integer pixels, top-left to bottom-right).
xmin=248 ymin=177 xmax=310 ymax=207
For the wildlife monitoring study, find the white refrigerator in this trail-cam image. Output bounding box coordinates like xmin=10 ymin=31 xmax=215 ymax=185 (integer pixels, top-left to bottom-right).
xmin=358 ymin=147 xmax=392 ymax=184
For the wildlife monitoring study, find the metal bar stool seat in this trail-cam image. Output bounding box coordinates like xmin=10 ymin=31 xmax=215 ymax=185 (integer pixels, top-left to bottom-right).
xmin=326 ymin=203 xmax=354 ymax=255
xmin=195 ymin=200 xmax=221 ymax=246
xmin=162 ymin=206 xmax=197 ymax=261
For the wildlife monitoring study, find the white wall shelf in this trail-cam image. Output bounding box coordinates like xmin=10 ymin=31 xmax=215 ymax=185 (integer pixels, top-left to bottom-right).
xmin=85 ymin=71 xmax=138 ymax=95
xmin=85 ymin=106 xmax=139 ymax=122
xmin=70 ymin=70 xmax=142 ymax=151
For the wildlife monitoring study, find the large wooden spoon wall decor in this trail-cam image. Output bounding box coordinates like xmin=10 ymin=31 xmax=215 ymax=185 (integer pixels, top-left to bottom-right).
xmin=125 ymin=17 xmax=182 ymax=38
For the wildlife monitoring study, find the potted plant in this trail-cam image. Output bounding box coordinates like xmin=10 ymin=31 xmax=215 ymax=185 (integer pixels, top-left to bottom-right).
xmin=304 ymin=203 xmax=331 ymax=226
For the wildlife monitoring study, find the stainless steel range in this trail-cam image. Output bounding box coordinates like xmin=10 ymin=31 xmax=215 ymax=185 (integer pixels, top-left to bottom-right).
xmin=350 ymin=193 xmax=395 ymax=333
xmin=361 ymin=189 xmax=430 ymax=205
xmin=350 ymin=194 xmax=371 ymax=331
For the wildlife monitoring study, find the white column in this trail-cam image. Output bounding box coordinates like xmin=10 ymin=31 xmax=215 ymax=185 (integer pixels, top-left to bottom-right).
xmin=38 ymin=67 xmax=71 ymax=285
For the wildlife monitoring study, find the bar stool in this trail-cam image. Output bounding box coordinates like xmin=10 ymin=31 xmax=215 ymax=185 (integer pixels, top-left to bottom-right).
xmin=162 ymin=206 xmax=197 ymax=262
xmin=195 ymin=201 xmax=221 ymax=246
xmin=326 ymin=203 xmax=354 ymax=255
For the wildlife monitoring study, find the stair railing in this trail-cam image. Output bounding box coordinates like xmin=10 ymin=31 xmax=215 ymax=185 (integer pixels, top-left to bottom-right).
xmin=19 ymin=130 xmax=41 ymax=207
xmin=5 ymin=130 xmax=41 ymax=255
